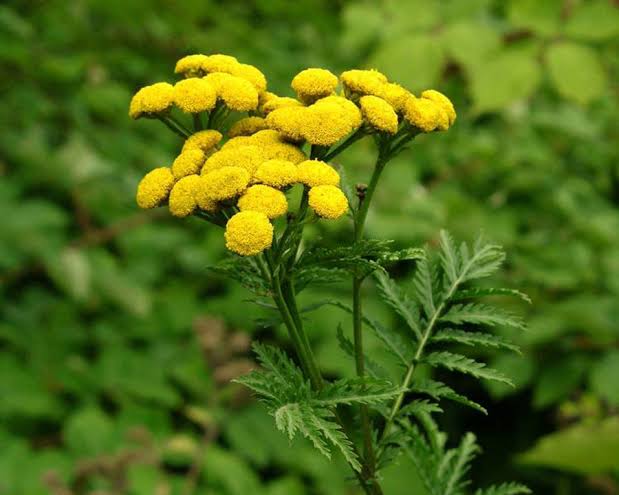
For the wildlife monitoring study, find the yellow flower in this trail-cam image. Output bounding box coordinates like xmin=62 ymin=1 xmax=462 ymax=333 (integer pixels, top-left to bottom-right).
xmin=421 ymin=89 xmax=456 ymax=127
xmin=261 ymin=96 xmax=304 ymax=114
xmin=201 ymin=166 xmax=251 ymax=201
xmin=173 ymin=78 xmax=217 ymax=113
xmin=201 ymin=145 xmax=267 ymax=175
xmin=303 ymin=102 xmax=355 ymax=146
xmin=262 ymin=142 xmax=307 ymax=164
xmin=253 ymin=159 xmax=298 ymax=188
xmin=201 ymin=54 xmax=239 ymax=74
xmin=222 ymin=131 xmax=306 ymax=163
xmin=266 ymin=107 xmax=306 ymax=142
xmin=221 ymin=136 xmax=254 ymax=151
xmin=228 ymin=116 xmax=268 ymax=137
xmin=182 ymin=130 xmax=223 ymax=153
xmin=136 ymin=167 xmax=175 ymax=209
xmin=171 ymin=149 xmax=206 ymax=179
xmin=129 ymin=82 xmax=174 ymax=119
xmin=249 ymin=129 xmax=287 ymax=145
xmin=376 ymin=83 xmax=412 ymax=113
xmin=225 ymin=211 xmax=274 ymax=256
xmin=359 ymin=95 xmax=398 ymax=134
xmin=238 ymin=184 xmax=288 ymax=219
xmin=231 ymin=63 xmax=268 ymax=93
xmin=297 ymin=160 xmax=340 ymax=187
xmin=314 ymin=95 xmax=362 ymax=130
xmin=174 ymin=54 xmax=210 ymax=77
xmin=291 ymin=68 xmax=338 ymax=103
xmin=403 ymin=97 xmax=448 ymax=132
xmin=194 ymin=185 xmax=219 ymax=213
xmin=204 ymin=72 xmax=259 ymax=111
xmin=169 ymin=174 xmax=202 ymax=217
xmin=308 ymin=185 xmax=349 ymax=219
xmin=340 ymin=69 xmax=388 ymax=96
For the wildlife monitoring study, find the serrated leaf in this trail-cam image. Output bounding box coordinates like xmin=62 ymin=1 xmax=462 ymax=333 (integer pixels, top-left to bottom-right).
xmin=412 ymin=256 xmax=436 ymax=319
xmin=443 ymin=432 xmax=479 ymax=495
xmin=208 ymin=256 xmax=269 ymax=295
xmin=399 ymin=399 xmax=443 ymax=418
xmin=316 ymin=377 xmax=403 ymax=407
xmin=453 ymin=287 xmax=531 ymax=304
xmin=424 ymin=352 xmax=513 ymax=385
xmin=374 ymin=270 xmax=422 ymax=340
xmin=475 ymin=482 xmax=532 ymax=495
xmin=441 ymin=303 xmax=525 ymax=330
xmin=411 ymin=379 xmax=487 ymax=414
xmin=546 ymin=42 xmax=607 ymax=104
xmin=336 ymin=324 xmax=385 ymax=378
xmin=431 ymin=329 xmax=520 ymax=353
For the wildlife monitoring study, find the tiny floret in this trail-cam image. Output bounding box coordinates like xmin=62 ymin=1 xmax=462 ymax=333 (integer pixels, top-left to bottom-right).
xmin=205 ymin=72 xmax=259 ymax=111
xmin=314 ymin=96 xmax=363 ymax=130
xmin=182 ymin=130 xmax=222 ymax=153
xmin=421 ymin=89 xmax=456 ymax=127
xmin=169 ymin=174 xmax=202 ymax=217
xmin=175 ymin=54 xmax=209 ymax=77
xmin=201 ymin=166 xmax=251 ymax=201
xmin=303 ymin=102 xmax=355 ymax=146
xmin=297 ymin=160 xmax=340 ymax=187
xmin=231 ymin=63 xmax=268 ymax=93
xmin=173 ymin=78 xmax=217 ymax=113
xmin=291 ymin=68 xmax=338 ymax=103
xmin=228 ymin=117 xmax=268 ymax=137
xmin=254 ymin=159 xmax=298 ymax=188
xmin=129 ymin=82 xmax=174 ymax=119
xmin=171 ymin=149 xmax=206 ymax=179
xmin=404 ymin=97 xmax=447 ymax=133
xmin=376 ymin=83 xmax=411 ymax=113
xmin=225 ymin=211 xmax=274 ymax=256
xmin=266 ymin=107 xmax=306 ymax=142
xmin=237 ymin=184 xmax=288 ymax=219
xmin=262 ymin=96 xmax=304 ymax=115
xmin=201 ymin=145 xmax=267 ymax=175
xmin=359 ymin=95 xmax=398 ymax=134
xmin=201 ymin=54 xmax=239 ymax=74
xmin=136 ymin=167 xmax=175 ymax=209
xmin=340 ymin=69 xmax=388 ymax=96
xmin=308 ymin=185 xmax=349 ymax=219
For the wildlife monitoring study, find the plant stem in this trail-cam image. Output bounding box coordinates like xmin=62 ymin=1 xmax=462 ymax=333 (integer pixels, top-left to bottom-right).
xmin=193 ymin=113 xmax=203 ymax=131
xmin=157 ymin=116 xmax=190 ymax=138
xmin=323 ymin=128 xmax=367 ymax=162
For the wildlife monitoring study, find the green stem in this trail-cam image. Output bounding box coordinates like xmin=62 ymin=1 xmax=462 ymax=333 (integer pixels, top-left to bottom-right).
xmin=157 ymin=116 xmax=190 ymax=138
xmin=323 ymin=128 xmax=367 ymax=162
xmin=167 ymin=114 xmax=192 ymax=135
xmin=193 ymin=113 xmax=204 ymax=131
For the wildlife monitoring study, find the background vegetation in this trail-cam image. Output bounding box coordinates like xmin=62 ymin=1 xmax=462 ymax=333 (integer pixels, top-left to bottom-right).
xmin=1 ymin=0 xmax=618 ymax=493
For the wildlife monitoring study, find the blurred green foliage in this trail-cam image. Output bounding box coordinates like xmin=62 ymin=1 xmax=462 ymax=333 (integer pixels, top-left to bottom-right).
xmin=1 ymin=0 xmax=618 ymax=493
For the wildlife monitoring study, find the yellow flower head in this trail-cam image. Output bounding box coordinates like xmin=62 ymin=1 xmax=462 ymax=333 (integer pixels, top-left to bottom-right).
xmin=175 ymin=54 xmax=210 ymax=77
xmin=291 ymin=68 xmax=338 ymax=103
xmin=261 ymin=96 xmax=304 ymax=115
xmin=403 ymin=97 xmax=448 ymax=133
xmin=129 ymin=82 xmax=174 ymax=119
xmin=228 ymin=116 xmax=268 ymax=138
xmin=359 ymin=95 xmax=398 ymax=134
xmin=263 ymin=142 xmax=307 ymax=164
xmin=136 ymin=167 xmax=175 ymax=209
xmin=173 ymin=78 xmax=217 ymax=113
xmin=223 ymin=130 xmax=306 ymax=163
xmin=201 ymin=54 xmax=239 ymax=74
xmin=308 ymin=185 xmax=349 ymax=219
xmin=201 ymin=166 xmax=251 ymax=201
xmin=238 ymin=184 xmax=288 ymax=219
xmin=225 ymin=211 xmax=274 ymax=256
xmin=254 ymin=159 xmax=298 ymax=188
xmin=303 ymin=102 xmax=355 ymax=146
xmin=171 ymin=149 xmax=206 ymax=179
xmin=249 ymin=129 xmax=287 ymax=145
xmin=169 ymin=174 xmax=202 ymax=217
xmin=314 ymin=95 xmax=363 ymax=130
xmin=421 ymin=89 xmax=456 ymax=127
xmin=231 ymin=63 xmax=268 ymax=93
xmin=182 ymin=129 xmax=223 ymax=153
xmin=376 ymin=83 xmax=412 ymax=113
xmin=340 ymin=69 xmax=388 ymax=96
xmin=202 ymin=145 xmax=267 ymax=175
xmin=194 ymin=184 xmax=219 ymax=213
xmin=221 ymin=136 xmax=254 ymax=151
xmin=266 ymin=106 xmax=306 ymax=142
xmin=297 ymin=160 xmax=340 ymax=187
xmin=205 ymin=72 xmax=259 ymax=112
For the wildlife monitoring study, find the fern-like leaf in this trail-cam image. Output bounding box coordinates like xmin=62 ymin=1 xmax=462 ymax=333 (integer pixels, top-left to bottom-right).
xmin=316 ymin=377 xmax=403 ymax=407
xmin=453 ymin=287 xmax=532 ymax=304
xmin=474 ymin=482 xmax=532 ymax=495
xmin=411 ymin=379 xmax=487 ymax=414
xmin=412 ymin=255 xmax=437 ymax=319
xmin=431 ymin=329 xmax=521 ymax=353
xmin=442 ymin=432 xmax=480 ymax=495
xmin=374 ymin=270 xmax=422 ymax=340
xmin=424 ymin=351 xmax=514 ymax=385
xmin=441 ymin=303 xmax=525 ymax=330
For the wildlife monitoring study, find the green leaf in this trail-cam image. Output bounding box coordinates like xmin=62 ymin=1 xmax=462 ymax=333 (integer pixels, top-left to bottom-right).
xmin=452 ymin=287 xmax=531 ymax=304
xmin=336 ymin=324 xmax=385 ymax=379
xmin=589 ymin=350 xmax=619 ymax=406
xmin=441 ymin=20 xmax=501 ymax=69
xmin=470 ymin=50 xmax=541 ymax=113
xmin=533 ymin=355 xmax=589 ymax=409
xmin=485 ymin=354 xmax=536 ymax=400
xmin=374 ymin=270 xmax=422 ymax=340
xmin=546 ymin=42 xmax=607 ymax=104
xmin=411 ymin=379 xmax=487 ymax=414
xmin=316 ymin=377 xmax=403 ymax=407
xmin=443 ymin=432 xmax=480 ymax=495
xmin=564 ymin=1 xmax=619 ymax=41
xmin=411 ymin=256 xmax=436 ymax=320
xmin=475 ymin=482 xmax=532 ymax=495
xmin=399 ymin=399 xmax=443 ymax=418
xmin=370 ymin=34 xmax=445 ymax=91
xmin=431 ymin=329 xmax=520 ymax=353
xmin=519 ymin=417 xmax=619 ymax=474
xmin=424 ymin=351 xmax=513 ymax=385
xmin=63 ymin=407 xmax=117 ymax=457
xmin=507 ymin=0 xmax=563 ymax=36
xmin=441 ymin=303 xmax=525 ymax=330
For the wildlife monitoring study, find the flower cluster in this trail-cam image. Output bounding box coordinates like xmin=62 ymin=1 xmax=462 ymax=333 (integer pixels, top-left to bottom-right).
xmin=131 ymin=54 xmax=456 ymax=256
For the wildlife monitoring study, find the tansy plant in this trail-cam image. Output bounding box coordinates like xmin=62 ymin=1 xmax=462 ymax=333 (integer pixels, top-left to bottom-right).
xmin=131 ymin=53 xmax=530 ymax=495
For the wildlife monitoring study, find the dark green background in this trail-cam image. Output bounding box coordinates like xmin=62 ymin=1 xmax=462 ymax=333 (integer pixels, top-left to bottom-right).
xmin=1 ymin=0 xmax=618 ymax=493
